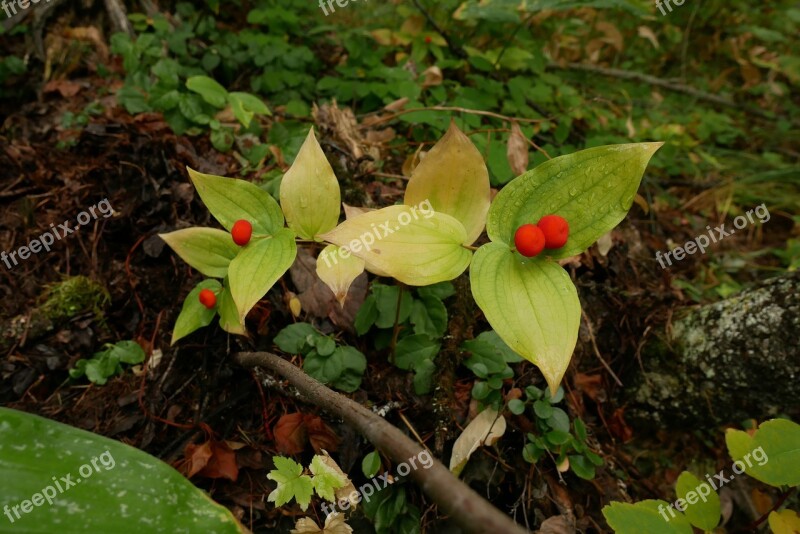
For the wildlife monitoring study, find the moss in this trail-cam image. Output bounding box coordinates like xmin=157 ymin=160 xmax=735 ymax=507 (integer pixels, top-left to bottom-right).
xmin=40 ymin=276 xmax=110 ymax=322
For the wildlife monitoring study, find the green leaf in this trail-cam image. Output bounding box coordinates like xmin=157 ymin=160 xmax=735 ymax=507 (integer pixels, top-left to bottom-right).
xmin=354 ymin=294 xmax=379 ymax=335
xmin=228 ymin=229 xmax=297 ymax=321
xmin=159 ymin=227 xmax=240 ymax=278
xmin=171 ymin=280 xmax=222 ymax=344
xmin=186 ymin=75 xmax=228 ymax=108
xmin=412 ymin=358 xmax=436 ymax=395
xmin=188 ymin=168 xmax=284 ymax=235
xmin=374 ymin=284 xmax=412 ymax=329
xmin=331 ymin=346 xmax=367 ymax=392
xmin=508 ymin=399 xmax=526 ymax=415
xmin=602 ymin=500 xmax=693 ymax=534
xmin=217 ymin=279 xmax=246 ymax=335
xmin=228 ymin=92 xmax=271 ymax=128
xmin=267 ymin=456 xmax=314 ymax=511
xmin=309 ymin=455 xmax=347 ymax=502
xmin=274 ymin=322 xmax=320 ymax=354
xmin=362 ymin=451 xmax=381 ymax=478
xmin=321 ymin=206 xmax=472 ymax=286
xmin=304 ymin=350 xmax=344 ymax=385
xmin=470 ymin=242 xmax=581 ymax=395
xmin=410 ymin=296 xmax=448 ymax=337
xmin=675 ymin=471 xmax=721 ymax=531
xmin=404 ymin=122 xmax=491 ymax=245
xmin=280 ymin=127 xmax=341 ymax=240
xmin=725 ymin=418 xmax=800 ymax=487
xmin=486 ymin=143 xmax=663 ymax=258
xmin=0 ymin=408 xmax=243 ymax=533
xmin=395 ymin=335 xmax=440 ymax=370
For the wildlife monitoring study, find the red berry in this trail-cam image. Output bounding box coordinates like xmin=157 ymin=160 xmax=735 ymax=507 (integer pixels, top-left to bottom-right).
xmin=199 ymin=289 xmax=217 ymax=309
xmin=514 ymin=224 xmax=546 ymax=257
xmin=425 ymin=36 xmax=432 ymax=44
xmin=537 ymin=215 xmax=569 ymax=249
xmin=231 ymin=219 xmax=252 ymax=246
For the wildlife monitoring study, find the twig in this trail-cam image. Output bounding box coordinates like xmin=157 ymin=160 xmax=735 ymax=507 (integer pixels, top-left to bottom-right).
xmin=367 ymin=106 xmax=546 ymax=126
xmin=581 ymin=310 xmax=623 ymax=387
xmin=103 ymin=0 xmax=134 ymax=37
xmin=411 ymin=0 xmax=467 ymax=60
xmin=548 ymin=62 xmax=776 ymax=121
xmin=234 ymin=351 xmax=528 ymax=534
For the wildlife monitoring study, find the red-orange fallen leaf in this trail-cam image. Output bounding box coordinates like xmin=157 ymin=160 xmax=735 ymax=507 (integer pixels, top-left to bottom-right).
xmin=274 ymin=413 xmax=308 ymax=454
xmin=304 ymin=415 xmax=340 ymax=453
xmin=608 ymin=407 xmax=634 ymax=443
xmin=181 ymin=439 xmax=239 ymax=481
xmin=44 ymin=80 xmax=83 ymax=98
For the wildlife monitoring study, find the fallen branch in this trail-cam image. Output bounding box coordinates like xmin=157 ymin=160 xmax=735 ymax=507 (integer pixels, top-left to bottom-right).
xmin=235 ymin=351 xmax=528 ymax=534
xmin=549 ymin=62 xmax=775 ymax=121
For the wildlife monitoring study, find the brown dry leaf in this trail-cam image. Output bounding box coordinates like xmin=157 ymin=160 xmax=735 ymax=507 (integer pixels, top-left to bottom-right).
xmin=274 ymin=413 xmax=308 ymax=454
xmin=421 ymin=66 xmax=443 ymax=88
xmin=637 ymin=26 xmax=660 ymax=49
xmin=596 ymin=232 xmax=614 ymax=257
xmin=316 ymin=451 xmax=358 ymax=511
xmin=63 ymin=27 xmax=109 ymax=61
xmin=384 ymin=97 xmax=409 ymax=112
xmin=595 ymin=21 xmax=624 ymax=52
xmin=291 ymin=513 xmax=353 ymax=534
xmin=507 ymin=122 xmax=529 ymax=176
xmin=751 ymin=488 xmax=774 ymax=516
xmin=449 ymin=407 xmax=506 ymax=476
xmin=537 ymin=514 xmax=575 ymax=534
xmin=43 ymin=80 xmax=83 ymax=97
xmin=304 ymin=415 xmax=340 ymax=453
xmin=181 ymin=439 xmax=239 ymax=481
xmin=608 ymin=408 xmax=634 ymax=443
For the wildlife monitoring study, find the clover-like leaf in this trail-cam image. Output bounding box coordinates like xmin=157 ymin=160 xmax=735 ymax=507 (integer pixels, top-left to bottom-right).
xmin=320 ymin=206 xmax=471 ymax=286
xmin=159 ymin=227 xmax=239 ymax=278
xmin=470 ymin=242 xmax=580 ymax=395
xmin=172 ymin=279 xmax=222 ymax=345
xmin=404 ymin=122 xmax=491 ymax=245
xmin=188 ymin=167 xmax=284 ymax=235
xmin=675 ymin=471 xmax=720 ymax=531
xmin=487 ymin=143 xmax=663 ymax=257
xmin=316 ymin=245 xmax=365 ymax=307
xmin=602 ymin=500 xmax=693 ymax=534
xmin=267 ymin=456 xmax=314 ymax=511
xmin=228 ymin=229 xmax=297 ymax=322
xmin=725 ymin=418 xmax=800 ymax=487
xmin=280 ymin=128 xmax=341 ymax=240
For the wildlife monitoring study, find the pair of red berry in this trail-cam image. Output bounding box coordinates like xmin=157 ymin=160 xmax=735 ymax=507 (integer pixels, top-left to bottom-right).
xmin=514 ymin=215 xmax=569 ymax=258
xmin=197 ymin=219 xmax=254 ymax=309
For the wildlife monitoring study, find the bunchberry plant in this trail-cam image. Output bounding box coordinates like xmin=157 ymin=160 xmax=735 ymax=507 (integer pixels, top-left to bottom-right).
xmin=160 ymin=122 xmax=662 ymax=396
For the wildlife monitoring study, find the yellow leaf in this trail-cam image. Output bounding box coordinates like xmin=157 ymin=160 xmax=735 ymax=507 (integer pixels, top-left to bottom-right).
xmin=291 ymin=513 xmax=353 ymax=534
xmin=404 ymin=122 xmax=490 ymax=245
xmin=280 ymin=128 xmax=341 ymax=240
xmin=317 ymin=245 xmax=366 ymax=307
xmin=449 ymin=408 xmax=506 ymax=476
xmin=320 ymin=205 xmax=471 ymax=286
xmin=769 ymin=509 xmax=800 ymax=534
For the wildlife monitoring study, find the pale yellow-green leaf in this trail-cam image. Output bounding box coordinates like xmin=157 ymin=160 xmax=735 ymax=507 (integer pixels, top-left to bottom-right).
xmin=675 ymin=471 xmax=720 ymax=531
xmin=725 ymin=419 xmax=800 ymax=487
xmin=320 ymin=206 xmax=471 ymax=286
xmin=218 ymin=279 xmax=246 ymax=335
xmin=404 ymin=122 xmax=490 ymax=245
xmin=769 ymin=509 xmax=800 ymax=534
xmin=291 ymin=513 xmax=353 ymax=534
xmin=317 ymin=245 xmax=365 ymax=307
xmin=449 ymin=407 xmax=506 ymax=476
xmin=342 ymin=204 xmax=389 ymax=277
xmin=470 ymin=242 xmax=581 ymax=395
xmin=280 ymin=128 xmax=341 ymax=240
xmin=229 ymin=229 xmax=297 ymax=321
xmin=159 ymin=227 xmax=239 ymax=278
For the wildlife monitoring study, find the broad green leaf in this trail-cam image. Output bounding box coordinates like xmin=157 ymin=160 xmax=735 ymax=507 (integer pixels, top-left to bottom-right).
xmin=362 ymin=451 xmax=381 ymax=478
xmin=569 ymin=455 xmax=596 ymax=480
xmin=602 ymin=500 xmax=693 ymax=534
xmin=470 ymin=242 xmax=580 ymax=395
xmin=217 ymin=277 xmax=246 ymax=335
xmin=274 ymin=322 xmax=321 ymax=354
xmin=769 ymin=509 xmax=800 ymax=534
xmin=267 ymin=456 xmax=314 ymax=511
xmin=725 ymin=418 xmax=800 ymax=487
xmin=320 ymin=206 xmax=472 ymax=286
xmin=172 ymin=279 xmax=222 ymax=345
xmin=280 ymin=128 xmax=341 ymax=240
xmin=309 ymin=455 xmax=347 ymax=502
xmin=228 ymin=92 xmax=271 ymax=128
xmin=410 ymin=296 xmax=447 ymax=337
xmin=159 ymin=227 xmax=239 ymax=278
xmin=317 ymin=245 xmax=366 ymax=307
xmin=188 ymin=167 xmax=284 ymax=235
xmin=449 ymin=408 xmax=506 ymax=476
xmin=675 ymin=471 xmax=720 ymax=531
xmin=0 ymin=407 xmax=243 ymax=533
xmin=404 ymin=122 xmax=491 ymax=245
xmin=186 ymin=75 xmax=228 ymax=108
xmin=487 ymin=143 xmax=663 ymax=258
xmin=395 ymin=335 xmax=440 ymax=371
xmin=229 ymin=229 xmax=297 ymax=321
